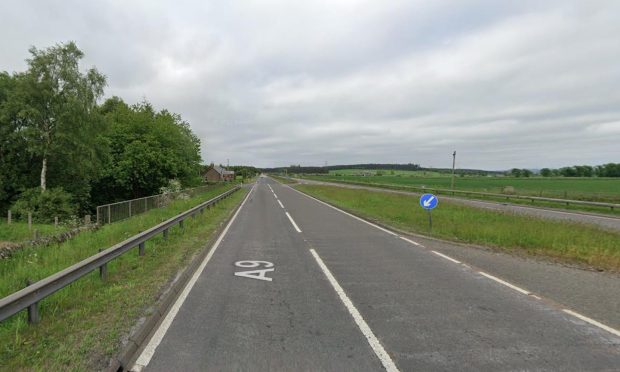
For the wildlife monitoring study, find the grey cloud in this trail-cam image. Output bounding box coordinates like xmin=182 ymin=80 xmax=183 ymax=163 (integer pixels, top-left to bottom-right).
xmin=1 ymin=0 xmax=619 ymax=169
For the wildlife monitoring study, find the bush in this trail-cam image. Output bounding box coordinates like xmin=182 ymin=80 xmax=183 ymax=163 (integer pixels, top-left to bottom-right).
xmin=11 ymin=187 xmax=77 ymax=222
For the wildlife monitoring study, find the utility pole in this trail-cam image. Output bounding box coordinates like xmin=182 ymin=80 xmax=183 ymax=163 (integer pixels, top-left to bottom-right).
xmin=451 ymin=151 xmax=456 ymax=190
xmin=227 ymin=158 xmax=229 ymax=167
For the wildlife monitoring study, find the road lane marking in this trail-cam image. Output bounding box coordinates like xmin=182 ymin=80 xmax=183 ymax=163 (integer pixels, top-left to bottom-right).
xmin=285 ymin=212 xmax=302 ymax=233
xmin=562 ymin=309 xmax=620 ymax=337
xmin=234 ymin=261 xmax=275 ymax=282
xmin=277 ymin=200 xmax=285 ymax=209
xmin=478 ymin=271 xmax=531 ymax=295
xmin=399 ymin=237 xmax=423 ymax=247
xmin=289 ymin=187 xmax=398 ymax=237
xmin=132 ymin=185 xmax=255 ymax=371
xmin=309 ymin=249 xmax=399 ymax=372
xmin=431 ymin=250 xmax=461 ymax=264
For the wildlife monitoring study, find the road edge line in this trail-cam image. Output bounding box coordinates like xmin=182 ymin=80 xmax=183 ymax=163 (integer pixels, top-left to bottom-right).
xmin=309 ymin=249 xmax=400 ymax=372
xmin=562 ymin=309 xmax=620 ymax=338
xmin=478 ymin=271 xmax=531 ymax=295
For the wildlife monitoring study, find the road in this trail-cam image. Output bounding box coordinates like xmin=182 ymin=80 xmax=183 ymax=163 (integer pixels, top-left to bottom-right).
xmin=132 ymin=177 xmax=620 ymax=371
xmin=295 ymin=178 xmax=620 ymax=231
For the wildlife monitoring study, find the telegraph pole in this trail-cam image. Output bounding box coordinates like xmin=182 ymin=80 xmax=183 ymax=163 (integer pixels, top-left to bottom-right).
xmin=451 ymin=151 xmax=456 ymax=190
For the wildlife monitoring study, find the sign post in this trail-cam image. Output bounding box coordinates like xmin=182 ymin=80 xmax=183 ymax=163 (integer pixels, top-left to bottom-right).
xmin=419 ymin=193 xmax=438 ymax=234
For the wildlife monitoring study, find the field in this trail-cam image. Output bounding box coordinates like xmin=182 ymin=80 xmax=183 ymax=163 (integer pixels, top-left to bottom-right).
xmin=0 ymin=184 xmax=244 ymax=370
xmin=303 ymin=172 xmax=620 ymax=203
xmin=296 ymin=184 xmax=620 ymax=271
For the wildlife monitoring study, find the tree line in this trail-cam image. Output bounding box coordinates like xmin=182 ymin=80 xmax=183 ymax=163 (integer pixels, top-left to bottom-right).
xmin=0 ymin=42 xmax=203 ymax=221
xmin=509 ymin=164 xmax=620 ymax=178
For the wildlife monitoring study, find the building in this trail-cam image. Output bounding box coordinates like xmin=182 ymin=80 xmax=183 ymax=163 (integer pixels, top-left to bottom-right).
xmin=204 ymin=165 xmax=235 ymax=182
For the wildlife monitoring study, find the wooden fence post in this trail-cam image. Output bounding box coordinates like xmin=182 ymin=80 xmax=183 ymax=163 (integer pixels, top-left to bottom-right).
xmin=54 ymin=216 xmax=58 ymax=228
xmin=7 ymin=210 xmax=11 ymax=224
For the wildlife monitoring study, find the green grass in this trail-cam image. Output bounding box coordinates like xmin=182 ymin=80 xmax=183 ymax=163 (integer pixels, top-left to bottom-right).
xmin=296 ymin=185 xmax=620 ymax=271
xmin=0 ymin=222 xmax=70 ymax=244
xmin=0 ymin=185 xmax=245 ymax=370
xmin=269 ymin=175 xmax=297 ymax=184
xmin=304 ymin=174 xmax=620 ymax=203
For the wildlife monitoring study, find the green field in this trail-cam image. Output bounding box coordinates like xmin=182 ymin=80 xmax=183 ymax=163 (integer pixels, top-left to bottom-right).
xmin=0 ymin=184 xmax=244 ymax=370
xmin=303 ymin=173 xmax=620 ymax=203
xmin=296 ymin=184 xmax=620 ymax=271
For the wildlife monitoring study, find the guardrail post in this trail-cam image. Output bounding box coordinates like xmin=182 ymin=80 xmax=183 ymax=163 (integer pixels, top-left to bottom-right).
xmin=26 ymin=279 xmax=40 ymax=324
xmin=99 ymin=249 xmax=108 ymax=281
xmin=163 ymin=229 xmax=168 ymax=240
xmin=139 ymin=242 xmax=145 ymax=256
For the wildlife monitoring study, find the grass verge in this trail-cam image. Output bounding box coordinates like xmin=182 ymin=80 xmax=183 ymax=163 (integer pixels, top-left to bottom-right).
xmin=269 ymin=175 xmax=297 ymax=184
xmin=0 ymin=185 xmax=246 ymax=370
xmin=299 ymin=176 xmax=620 ymax=217
xmin=0 ymin=222 xmax=70 ymax=244
xmin=296 ymin=185 xmax=620 ymax=271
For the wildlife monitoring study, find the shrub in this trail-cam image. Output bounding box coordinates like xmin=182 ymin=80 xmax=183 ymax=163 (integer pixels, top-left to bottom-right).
xmin=11 ymin=187 xmax=77 ymax=222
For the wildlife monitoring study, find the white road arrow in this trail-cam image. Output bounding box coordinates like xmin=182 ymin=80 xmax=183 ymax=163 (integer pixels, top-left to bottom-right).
xmin=423 ymin=196 xmax=435 ymax=207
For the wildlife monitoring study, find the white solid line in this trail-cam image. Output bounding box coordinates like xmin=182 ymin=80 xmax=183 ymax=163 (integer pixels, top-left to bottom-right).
xmin=399 ymin=236 xmax=423 ymax=247
xmin=277 ymin=200 xmax=284 ymax=209
xmin=431 ymin=250 xmax=461 ymax=264
xmin=132 ymin=185 xmax=255 ymax=371
xmin=285 ymin=212 xmax=302 ymax=233
xmin=309 ymin=249 xmax=399 ymax=372
xmin=478 ymin=271 xmax=531 ymax=295
xmin=288 ymin=186 xmax=398 ymax=237
xmin=562 ymin=309 xmax=620 ymax=337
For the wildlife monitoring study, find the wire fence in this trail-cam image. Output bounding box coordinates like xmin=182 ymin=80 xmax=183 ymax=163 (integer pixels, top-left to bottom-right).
xmin=96 ymin=185 xmax=212 ymax=225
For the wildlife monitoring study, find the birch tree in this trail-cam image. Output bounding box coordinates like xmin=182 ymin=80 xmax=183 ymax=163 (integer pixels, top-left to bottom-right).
xmin=16 ymin=41 xmax=106 ymax=191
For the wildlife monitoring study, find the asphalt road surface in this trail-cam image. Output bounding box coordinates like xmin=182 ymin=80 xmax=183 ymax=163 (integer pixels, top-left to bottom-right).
xmin=296 ymin=178 xmax=620 ymax=232
xmin=132 ymin=177 xmax=620 ymax=371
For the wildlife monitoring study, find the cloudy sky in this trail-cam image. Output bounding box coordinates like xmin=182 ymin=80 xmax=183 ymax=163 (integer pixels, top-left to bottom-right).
xmin=1 ymin=1 xmax=619 ymax=170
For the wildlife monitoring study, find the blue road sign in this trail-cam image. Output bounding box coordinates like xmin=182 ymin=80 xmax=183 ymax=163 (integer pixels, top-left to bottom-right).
xmin=419 ymin=193 xmax=438 ymax=210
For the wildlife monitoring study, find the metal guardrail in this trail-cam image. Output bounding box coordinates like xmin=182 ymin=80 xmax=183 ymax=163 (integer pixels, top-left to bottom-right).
xmin=0 ymin=186 xmax=240 ymax=324
xmin=299 ymin=178 xmax=619 ymax=211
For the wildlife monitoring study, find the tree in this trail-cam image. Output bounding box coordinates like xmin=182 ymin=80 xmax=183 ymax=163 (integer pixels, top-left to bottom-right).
xmin=521 ymin=169 xmax=532 ymax=178
xmin=92 ymin=98 xmax=203 ymax=202
xmin=13 ymin=41 xmax=106 ymax=192
xmin=540 ymin=168 xmax=552 ymax=177
xmin=510 ymin=168 xmax=522 ymax=177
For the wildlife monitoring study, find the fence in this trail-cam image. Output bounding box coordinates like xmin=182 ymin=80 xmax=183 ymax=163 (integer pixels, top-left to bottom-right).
xmin=0 ymin=186 xmax=240 ymax=324
xmin=96 ymin=185 xmax=211 ymax=225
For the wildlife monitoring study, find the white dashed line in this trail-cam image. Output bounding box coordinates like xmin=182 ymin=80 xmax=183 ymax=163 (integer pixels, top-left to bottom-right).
xmin=399 ymin=237 xmax=423 ymax=247
xmin=562 ymin=309 xmax=620 ymax=337
xmin=479 ymin=271 xmax=531 ymax=295
xmin=431 ymin=250 xmax=461 ymax=264
xmin=277 ymin=200 xmax=284 ymax=209
xmin=285 ymin=212 xmax=302 ymax=233
xmin=309 ymin=249 xmax=400 ymax=372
